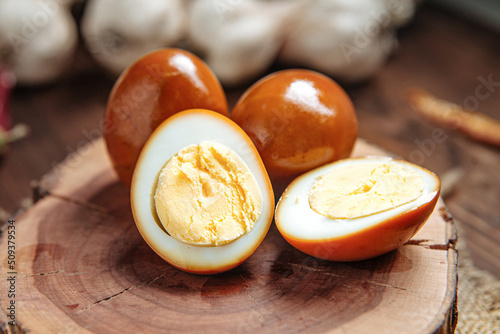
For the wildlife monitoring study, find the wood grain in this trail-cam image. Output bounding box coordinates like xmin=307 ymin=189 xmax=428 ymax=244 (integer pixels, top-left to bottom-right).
xmin=0 ymin=138 xmax=457 ymax=333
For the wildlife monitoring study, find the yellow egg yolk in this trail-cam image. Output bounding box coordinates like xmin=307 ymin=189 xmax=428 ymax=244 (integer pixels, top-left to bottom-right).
xmin=309 ymin=162 xmax=425 ymax=219
xmin=154 ymin=142 xmax=262 ymax=246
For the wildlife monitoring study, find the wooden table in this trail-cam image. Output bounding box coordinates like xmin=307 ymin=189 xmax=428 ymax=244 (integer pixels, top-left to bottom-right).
xmin=1 ymin=2 xmax=499 ymax=283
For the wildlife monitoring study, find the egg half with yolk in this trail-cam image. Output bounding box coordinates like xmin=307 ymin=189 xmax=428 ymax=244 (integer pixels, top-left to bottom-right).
xmin=131 ymin=109 xmax=274 ymax=274
xmin=275 ymin=157 xmax=440 ymax=262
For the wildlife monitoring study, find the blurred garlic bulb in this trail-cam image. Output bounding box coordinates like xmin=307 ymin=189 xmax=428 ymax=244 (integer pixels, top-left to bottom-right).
xmin=187 ymin=0 xmax=305 ymax=86
xmin=279 ymin=0 xmax=416 ymax=82
xmin=0 ymin=0 xmax=78 ymax=85
xmin=82 ymin=0 xmax=188 ymax=76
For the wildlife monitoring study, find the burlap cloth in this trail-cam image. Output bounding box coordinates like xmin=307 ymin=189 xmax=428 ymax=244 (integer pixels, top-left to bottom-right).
xmin=456 ymin=222 xmax=500 ymax=334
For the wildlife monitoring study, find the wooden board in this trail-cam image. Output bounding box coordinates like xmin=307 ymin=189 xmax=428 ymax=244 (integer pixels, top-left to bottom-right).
xmin=0 ymin=138 xmax=457 ymax=333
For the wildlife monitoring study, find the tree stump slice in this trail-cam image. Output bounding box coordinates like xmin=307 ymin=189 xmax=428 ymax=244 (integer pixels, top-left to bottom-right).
xmin=0 ymin=138 xmax=457 ymax=333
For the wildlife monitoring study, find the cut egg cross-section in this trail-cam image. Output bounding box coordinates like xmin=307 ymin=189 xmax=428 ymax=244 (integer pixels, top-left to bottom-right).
xmin=131 ymin=109 xmax=274 ymax=274
xmin=275 ymin=157 xmax=441 ymax=262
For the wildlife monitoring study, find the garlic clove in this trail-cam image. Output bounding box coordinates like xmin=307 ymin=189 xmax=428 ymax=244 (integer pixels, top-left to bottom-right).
xmin=187 ymin=0 xmax=305 ymax=86
xmin=82 ymin=0 xmax=188 ymax=76
xmin=0 ymin=0 xmax=78 ymax=85
xmin=279 ymin=0 xmax=415 ymax=83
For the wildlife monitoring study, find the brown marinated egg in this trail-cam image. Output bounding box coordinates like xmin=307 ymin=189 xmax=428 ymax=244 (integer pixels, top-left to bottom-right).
xmin=231 ymin=69 xmax=358 ymax=188
xmin=104 ymin=48 xmax=228 ymax=187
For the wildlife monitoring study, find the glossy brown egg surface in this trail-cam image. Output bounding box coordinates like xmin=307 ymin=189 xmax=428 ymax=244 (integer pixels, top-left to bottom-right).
xmin=104 ymin=48 xmax=228 ymax=186
xmin=231 ymin=69 xmax=358 ymax=188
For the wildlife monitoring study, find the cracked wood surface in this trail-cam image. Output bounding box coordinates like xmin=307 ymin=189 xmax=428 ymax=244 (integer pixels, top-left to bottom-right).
xmin=0 ymin=138 xmax=457 ymax=333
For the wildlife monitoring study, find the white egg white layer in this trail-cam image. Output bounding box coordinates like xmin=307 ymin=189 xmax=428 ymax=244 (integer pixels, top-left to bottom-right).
xmin=275 ymin=156 xmax=440 ymax=241
xmin=131 ymin=110 xmax=273 ymax=272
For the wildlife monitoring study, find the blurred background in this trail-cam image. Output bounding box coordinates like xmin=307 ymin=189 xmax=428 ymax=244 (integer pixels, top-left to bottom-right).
xmin=0 ymin=0 xmax=499 ymax=309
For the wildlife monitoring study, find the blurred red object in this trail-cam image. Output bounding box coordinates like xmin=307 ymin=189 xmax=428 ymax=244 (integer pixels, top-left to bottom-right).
xmin=0 ymin=69 xmax=29 ymax=157
xmin=0 ymin=68 xmax=16 ymax=131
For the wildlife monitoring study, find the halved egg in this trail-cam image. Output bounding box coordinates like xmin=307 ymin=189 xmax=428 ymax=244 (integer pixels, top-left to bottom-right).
xmin=275 ymin=157 xmax=440 ymax=262
xmin=131 ymin=109 xmax=274 ymax=274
